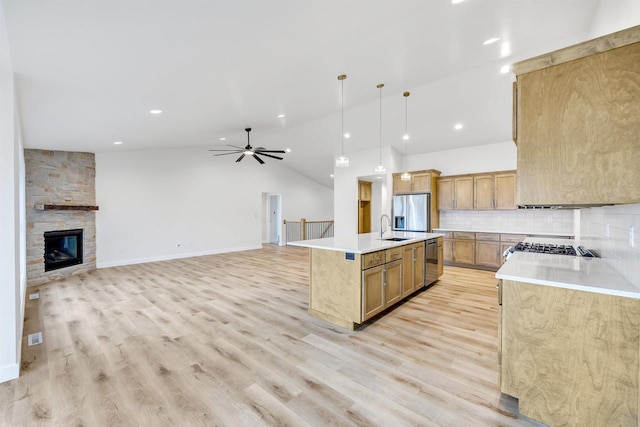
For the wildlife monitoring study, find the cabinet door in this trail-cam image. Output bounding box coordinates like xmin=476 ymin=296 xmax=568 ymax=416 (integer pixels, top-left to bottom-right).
xmin=411 ymin=173 xmax=430 ymax=193
xmin=384 ymin=260 xmax=403 ymax=306
xmin=454 ymin=177 xmax=474 ymax=210
xmin=437 ymin=178 xmax=454 ymax=210
xmin=359 ymin=181 xmax=372 ymax=201
xmin=475 ymin=241 xmax=501 ymax=268
xmin=413 ymin=243 xmax=424 ymax=290
xmin=452 ymin=240 xmax=475 ymax=264
xmin=474 ymin=175 xmax=494 ymax=210
xmin=494 ymin=173 xmax=517 ymax=210
xmin=393 ymin=174 xmax=412 ymax=195
xmin=362 ymin=266 xmax=385 ymax=320
xmin=517 ymin=42 xmax=640 ymax=205
xmin=443 ymin=239 xmax=453 ymax=263
xmin=402 ymin=244 xmax=415 ymax=297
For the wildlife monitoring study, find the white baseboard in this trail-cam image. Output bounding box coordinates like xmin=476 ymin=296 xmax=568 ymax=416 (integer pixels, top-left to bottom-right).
xmin=0 ymin=363 xmax=19 ymax=384
xmin=96 ymin=245 xmax=263 ymax=269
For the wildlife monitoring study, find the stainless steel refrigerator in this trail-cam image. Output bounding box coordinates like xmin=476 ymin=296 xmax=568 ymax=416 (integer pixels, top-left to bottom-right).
xmin=392 ymin=193 xmax=430 ymax=232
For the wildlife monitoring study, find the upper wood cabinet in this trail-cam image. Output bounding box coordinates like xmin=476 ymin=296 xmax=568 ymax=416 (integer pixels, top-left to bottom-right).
xmin=437 ymin=176 xmax=473 ymax=210
xmin=439 ymin=171 xmax=516 ymax=210
xmin=392 ymin=169 xmax=440 ymax=195
xmin=513 ymin=26 xmax=640 ymax=206
xmin=358 ymin=180 xmax=372 ymax=201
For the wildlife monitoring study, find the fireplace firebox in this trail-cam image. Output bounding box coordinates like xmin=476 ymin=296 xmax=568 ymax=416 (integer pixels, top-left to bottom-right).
xmin=44 ymin=229 xmax=83 ymax=272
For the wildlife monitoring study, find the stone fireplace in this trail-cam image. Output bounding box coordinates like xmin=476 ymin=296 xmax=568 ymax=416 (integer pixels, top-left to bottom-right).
xmin=25 ymin=150 xmax=97 ymax=286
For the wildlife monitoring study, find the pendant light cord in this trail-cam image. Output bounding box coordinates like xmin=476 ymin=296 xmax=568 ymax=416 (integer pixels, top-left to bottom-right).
xmin=378 ymin=83 xmax=384 ymax=163
xmin=341 ymin=77 xmax=344 ymax=155
xmin=404 ymin=92 xmax=409 ymax=171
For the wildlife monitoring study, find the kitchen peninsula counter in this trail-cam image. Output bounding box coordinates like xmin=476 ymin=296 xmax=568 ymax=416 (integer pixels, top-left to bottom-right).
xmin=289 ymin=232 xmax=444 ymax=330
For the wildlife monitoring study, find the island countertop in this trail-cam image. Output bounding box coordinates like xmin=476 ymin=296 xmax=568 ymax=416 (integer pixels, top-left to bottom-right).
xmin=288 ymin=231 xmax=444 ymax=254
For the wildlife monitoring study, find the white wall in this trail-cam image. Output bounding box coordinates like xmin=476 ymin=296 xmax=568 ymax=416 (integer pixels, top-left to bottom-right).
xmin=0 ymin=1 xmax=25 ymax=384
xmin=589 ymin=0 xmax=640 ymax=38
xmin=407 ymin=141 xmax=517 ymax=176
xmin=95 ymin=147 xmax=333 ymax=267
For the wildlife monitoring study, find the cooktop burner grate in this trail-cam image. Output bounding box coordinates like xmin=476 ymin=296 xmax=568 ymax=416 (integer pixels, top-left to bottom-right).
xmin=513 ymin=242 xmax=577 ymax=256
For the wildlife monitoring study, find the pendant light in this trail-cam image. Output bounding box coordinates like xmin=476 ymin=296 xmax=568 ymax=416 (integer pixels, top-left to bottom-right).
xmin=400 ymin=91 xmax=411 ymax=181
xmin=374 ymin=83 xmax=386 ymax=175
xmin=335 ymin=74 xmax=349 ymax=168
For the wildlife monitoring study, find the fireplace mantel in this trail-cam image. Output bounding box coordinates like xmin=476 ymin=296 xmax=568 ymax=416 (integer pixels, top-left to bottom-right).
xmin=34 ymin=204 xmax=99 ymax=211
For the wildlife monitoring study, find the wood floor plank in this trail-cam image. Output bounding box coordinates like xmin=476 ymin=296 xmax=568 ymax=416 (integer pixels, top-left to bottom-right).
xmin=1 ymin=245 xmax=546 ymax=426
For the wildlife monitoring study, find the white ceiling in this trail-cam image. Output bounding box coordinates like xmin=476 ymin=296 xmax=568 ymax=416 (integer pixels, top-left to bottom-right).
xmin=4 ymin=0 xmax=601 ymax=187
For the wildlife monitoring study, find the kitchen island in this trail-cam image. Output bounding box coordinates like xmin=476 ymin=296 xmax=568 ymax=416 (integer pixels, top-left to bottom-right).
xmin=495 ymin=239 xmax=640 ymax=426
xmin=289 ymin=231 xmax=444 ymax=330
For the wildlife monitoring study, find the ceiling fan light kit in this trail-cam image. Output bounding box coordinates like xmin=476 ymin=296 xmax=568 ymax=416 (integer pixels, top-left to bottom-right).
xmin=335 ymin=74 xmax=349 ymax=168
xmin=209 ymin=128 xmax=286 ymax=164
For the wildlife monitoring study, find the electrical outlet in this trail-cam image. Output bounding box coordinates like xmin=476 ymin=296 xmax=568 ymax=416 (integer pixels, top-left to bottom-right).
xmin=29 ymin=292 xmax=39 ymax=300
xmin=631 ymin=226 xmax=635 ymax=248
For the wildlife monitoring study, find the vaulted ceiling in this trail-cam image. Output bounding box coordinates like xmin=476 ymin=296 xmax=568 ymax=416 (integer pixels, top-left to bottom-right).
xmin=4 ymin=0 xmax=601 ymax=187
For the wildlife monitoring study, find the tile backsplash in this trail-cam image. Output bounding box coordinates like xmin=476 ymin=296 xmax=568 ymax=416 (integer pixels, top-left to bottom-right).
xmin=580 ymin=204 xmax=640 ymax=287
xmin=439 ymin=209 xmax=574 ymax=235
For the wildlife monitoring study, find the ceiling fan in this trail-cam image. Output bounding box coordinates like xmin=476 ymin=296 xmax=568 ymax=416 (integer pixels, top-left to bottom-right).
xmin=209 ymin=127 xmax=286 ymax=164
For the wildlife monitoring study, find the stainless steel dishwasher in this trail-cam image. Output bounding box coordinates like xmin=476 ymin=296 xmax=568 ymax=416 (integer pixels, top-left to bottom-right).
xmin=425 ymin=239 xmax=438 ymax=285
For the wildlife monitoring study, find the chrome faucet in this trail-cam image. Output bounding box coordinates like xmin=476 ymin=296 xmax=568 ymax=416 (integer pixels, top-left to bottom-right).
xmin=380 ymin=214 xmax=391 ymax=238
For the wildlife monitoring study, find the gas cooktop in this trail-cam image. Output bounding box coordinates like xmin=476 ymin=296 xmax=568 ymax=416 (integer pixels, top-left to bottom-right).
xmin=513 ymin=242 xmax=577 ymax=256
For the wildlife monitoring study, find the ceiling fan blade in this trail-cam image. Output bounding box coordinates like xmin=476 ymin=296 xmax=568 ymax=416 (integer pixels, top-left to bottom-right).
xmin=253 ymin=154 xmax=265 ymax=165
xmin=256 ymin=149 xmax=286 ymax=154
xmin=209 ymin=148 xmax=242 ymax=152
xmin=256 ymin=152 xmax=283 ymax=160
xmin=236 ymin=154 xmax=245 ymax=162
xmin=213 ymin=151 xmax=243 ymax=156
xmin=227 ymin=144 xmax=244 ymax=149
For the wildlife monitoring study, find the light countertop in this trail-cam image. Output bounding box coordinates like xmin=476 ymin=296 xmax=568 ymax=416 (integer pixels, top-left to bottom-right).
xmin=496 ymin=237 xmax=640 ymax=299
xmin=433 ymin=227 xmax=573 ymax=237
xmin=288 ymin=231 xmax=444 ymax=254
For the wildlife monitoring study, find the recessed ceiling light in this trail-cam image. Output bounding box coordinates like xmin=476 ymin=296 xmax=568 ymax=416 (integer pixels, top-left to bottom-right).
xmin=113 ymin=141 xmax=123 ymax=145
xmin=451 ymin=0 xmax=465 ymax=3
xmin=454 ymin=123 xmax=463 ymax=130
xmin=330 ymin=174 xmax=335 ymax=178
xmin=483 ymin=37 xmax=501 ymax=45
xmin=149 ymin=109 xmax=162 ymax=114
xmin=376 ymin=176 xmax=382 ymax=179
xmin=219 ymin=137 xmax=226 ymax=141
xmin=285 ymin=148 xmax=292 ymax=153
xmin=500 ymin=65 xmax=511 ymax=74
xmin=344 ymin=132 xmax=350 ymax=138
xmin=277 ymin=114 xmax=285 ymax=118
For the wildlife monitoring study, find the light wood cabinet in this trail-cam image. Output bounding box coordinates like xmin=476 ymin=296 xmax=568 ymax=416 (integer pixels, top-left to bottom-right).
xmin=358 ymin=180 xmax=372 ymax=234
xmin=440 ymin=171 xmax=517 ymax=211
xmin=494 ymin=173 xmax=517 ymax=210
xmin=362 ymin=266 xmax=385 ymax=320
xmin=358 ymin=180 xmax=372 ymax=201
xmin=513 ymin=26 xmax=640 ymax=206
xmin=392 ymin=170 xmax=439 ymax=195
xmin=439 ymin=231 xmax=529 ymax=270
xmin=402 ymin=242 xmax=424 ymax=297
xmin=473 ymin=175 xmax=494 ymax=210
xmin=384 ymin=260 xmax=403 ymax=307
xmin=307 ymin=240 xmax=444 ymax=330
xmin=500 ymin=279 xmax=640 ymax=426
xmin=437 ymin=176 xmax=473 ymax=210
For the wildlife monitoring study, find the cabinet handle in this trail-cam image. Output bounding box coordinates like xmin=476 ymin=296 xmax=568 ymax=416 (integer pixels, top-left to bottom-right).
xmin=383 ymin=269 xmax=387 ymax=287
xmin=497 ymin=280 xmax=502 ymax=306
xmin=413 ymin=247 xmax=416 ymax=262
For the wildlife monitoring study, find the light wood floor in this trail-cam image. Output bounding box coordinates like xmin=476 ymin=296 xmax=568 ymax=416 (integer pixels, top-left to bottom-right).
xmin=1 ymin=245 xmax=546 ymax=427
